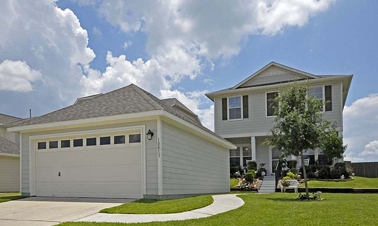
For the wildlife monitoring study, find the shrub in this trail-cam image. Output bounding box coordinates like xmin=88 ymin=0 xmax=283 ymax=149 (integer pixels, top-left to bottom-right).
xmin=289 ymin=168 xmax=298 ymax=175
xmin=286 ymin=160 xmax=297 ymax=169
xmin=244 ymin=170 xmax=255 ymax=182
xmin=230 ymin=164 xmax=242 ymax=178
xmin=330 ymin=168 xmax=342 ymax=179
xmin=247 ymin=161 xmax=257 ymax=171
xmin=286 ymin=171 xmax=295 ymax=179
xmin=317 ymin=165 xmax=331 ymax=179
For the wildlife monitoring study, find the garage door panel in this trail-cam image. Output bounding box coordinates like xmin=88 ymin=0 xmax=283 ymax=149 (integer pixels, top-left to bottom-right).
xmin=36 ymin=166 xmax=142 ymax=182
xmin=36 ymin=181 xmax=142 ymax=198
xmin=36 ymin=148 xmax=140 ymax=168
xmin=35 ymin=140 xmax=142 ymax=198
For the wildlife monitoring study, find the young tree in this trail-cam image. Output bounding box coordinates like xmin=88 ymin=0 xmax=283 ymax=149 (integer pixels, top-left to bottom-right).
xmin=265 ymin=83 xmax=346 ymax=198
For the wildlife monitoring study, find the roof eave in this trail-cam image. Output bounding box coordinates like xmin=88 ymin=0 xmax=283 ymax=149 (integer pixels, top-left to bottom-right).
xmin=206 ymin=75 xmax=352 ymax=100
xmin=8 ymin=110 xmax=164 ymax=133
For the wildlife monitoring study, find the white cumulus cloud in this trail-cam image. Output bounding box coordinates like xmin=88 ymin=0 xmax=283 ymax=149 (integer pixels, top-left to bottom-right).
xmin=343 ymin=94 xmax=378 ymax=162
xmin=0 ymin=60 xmax=42 ymax=92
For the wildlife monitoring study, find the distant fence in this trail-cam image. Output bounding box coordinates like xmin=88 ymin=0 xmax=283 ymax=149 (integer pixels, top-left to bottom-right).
xmin=350 ymin=162 xmax=378 ymax=178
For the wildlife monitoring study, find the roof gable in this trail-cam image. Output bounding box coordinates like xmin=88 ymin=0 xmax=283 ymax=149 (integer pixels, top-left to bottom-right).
xmin=233 ymin=62 xmax=319 ymax=89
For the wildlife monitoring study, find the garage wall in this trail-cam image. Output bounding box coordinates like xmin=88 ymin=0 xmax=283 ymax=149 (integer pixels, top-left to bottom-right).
xmin=0 ymin=156 xmax=20 ymax=192
xmin=161 ymin=121 xmax=229 ymax=195
xmin=20 ymin=120 xmax=158 ymax=196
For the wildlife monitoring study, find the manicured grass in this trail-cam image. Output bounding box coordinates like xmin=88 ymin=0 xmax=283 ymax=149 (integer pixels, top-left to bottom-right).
xmin=301 ymin=176 xmax=378 ymax=188
xmin=230 ymin=178 xmax=239 ymax=188
xmin=0 ymin=193 xmax=23 ymax=203
xmin=100 ymin=195 xmax=213 ymax=214
xmin=59 ymin=193 xmax=378 ymax=226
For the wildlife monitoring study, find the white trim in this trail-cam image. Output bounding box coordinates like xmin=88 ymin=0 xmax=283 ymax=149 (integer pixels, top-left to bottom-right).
xmin=19 ymin=133 xmax=22 ymax=193
xmin=29 ymin=125 xmax=146 ymax=198
xmin=157 ymin=118 xmax=163 ymax=196
xmin=141 ymin=125 xmax=146 ymax=196
xmin=251 ymin=136 xmax=256 ymax=161
xmin=221 ymin=132 xmax=270 ymax=139
xmin=268 ymin=146 xmax=272 ymax=175
xmin=0 ymin=153 xmax=19 ymax=157
xmin=8 ymin=110 xmax=163 ymax=132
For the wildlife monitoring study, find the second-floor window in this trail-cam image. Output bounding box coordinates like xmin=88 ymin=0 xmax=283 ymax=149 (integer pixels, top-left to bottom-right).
xmin=229 ymin=96 xmax=242 ymax=120
xmin=307 ymin=85 xmax=332 ymax=112
xmin=222 ymin=96 xmax=249 ymax=120
xmin=266 ymin=92 xmax=279 ymax=117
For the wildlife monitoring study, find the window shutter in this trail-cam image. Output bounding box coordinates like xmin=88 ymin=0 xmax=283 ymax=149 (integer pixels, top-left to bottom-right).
xmin=222 ymin=98 xmax=227 ymax=120
xmin=325 ymin=85 xmax=332 ymax=111
xmin=243 ymin=95 xmax=249 ymax=118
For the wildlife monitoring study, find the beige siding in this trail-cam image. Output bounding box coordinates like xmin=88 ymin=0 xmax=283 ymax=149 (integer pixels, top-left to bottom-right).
xmin=240 ymin=65 xmax=309 ymax=87
xmin=0 ymin=156 xmax=20 ymax=192
xmin=20 ymin=120 xmax=158 ymax=196
xmin=0 ymin=128 xmax=6 ymax=138
xmin=161 ymin=122 xmax=229 ymax=195
xmin=215 ymin=81 xmax=344 ymax=136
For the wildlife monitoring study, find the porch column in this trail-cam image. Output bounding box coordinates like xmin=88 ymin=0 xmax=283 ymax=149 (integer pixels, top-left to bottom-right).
xmin=314 ymin=148 xmax=319 ymax=162
xmin=251 ymin=136 xmax=256 ymax=161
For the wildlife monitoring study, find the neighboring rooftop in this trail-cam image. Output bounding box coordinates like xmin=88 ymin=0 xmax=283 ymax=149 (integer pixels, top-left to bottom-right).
xmin=0 ymin=113 xmax=22 ymax=127
xmin=0 ymin=137 xmax=19 ymax=155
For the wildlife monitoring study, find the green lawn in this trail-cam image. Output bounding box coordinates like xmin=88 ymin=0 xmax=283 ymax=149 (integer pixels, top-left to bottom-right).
xmin=59 ymin=193 xmax=378 ymax=226
xmin=0 ymin=193 xmax=23 ymax=203
xmin=301 ymin=176 xmax=378 ymax=188
xmin=100 ymin=195 xmax=213 ymax=214
xmin=230 ymin=178 xmax=239 ymax=188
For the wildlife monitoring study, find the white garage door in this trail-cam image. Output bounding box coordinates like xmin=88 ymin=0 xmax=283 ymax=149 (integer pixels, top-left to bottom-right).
xmin=35 ymin=133 xmax=142 ymax=198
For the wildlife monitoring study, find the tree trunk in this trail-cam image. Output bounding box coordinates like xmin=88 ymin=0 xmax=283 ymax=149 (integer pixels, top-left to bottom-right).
xmin=301 ymin=153 xmax=309 ymax=198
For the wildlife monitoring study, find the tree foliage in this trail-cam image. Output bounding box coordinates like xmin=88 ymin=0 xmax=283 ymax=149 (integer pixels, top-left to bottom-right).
xmin=265 ymin=83 xmax=346 ymax=198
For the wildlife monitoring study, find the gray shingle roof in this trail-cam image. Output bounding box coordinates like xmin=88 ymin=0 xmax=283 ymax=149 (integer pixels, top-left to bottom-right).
xmin=0 ymin=113 xmax=22 ymax=127
xmin=11 ymin=84 xmax=218 ymax=139
xmin=0 ymin=137 xmax=19 ymax=155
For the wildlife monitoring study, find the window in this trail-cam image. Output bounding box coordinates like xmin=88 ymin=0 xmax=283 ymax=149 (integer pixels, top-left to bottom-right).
xmin=308 ymin=86 xmax=324 ymax=111
xmin=230 ymin=147 xmax=240 ymax=166
xmin=100 ymin=136 xmax=111 ymax=145
xmin=266 ymin=92 xmax=278 ymax=116
xmin=73 ymin=139 xmax=83 ymax=147
xmin=61 ymin=140 xmax=70 ymax=148
xmin=49 ymin=141 xmax=58 ymax=149
xmin=114 ymin=135 xmax=126 ymax=144
xmin=228 ymin=96 xmax=241 ymax=120
xmin=38 ymin=142 xmax=46 ymax=150
xmin=242 ymin=146 xmax=252 ymax=167
xmin=129 ymin=134 xmax=141 ymax=143
xmin=86 ymin=137 xmax=96 ymax=146
xmin=325 ymin=85 xmax=332 ymax=111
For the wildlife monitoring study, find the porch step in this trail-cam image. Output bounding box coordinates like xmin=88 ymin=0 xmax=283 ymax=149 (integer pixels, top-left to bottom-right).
xmin=259 ymin=176 xmax=276 ymax=193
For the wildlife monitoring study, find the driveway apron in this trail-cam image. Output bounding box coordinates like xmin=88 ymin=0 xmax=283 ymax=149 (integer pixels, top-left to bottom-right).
xmin=0 ymin=197 xmax=134 ymax=226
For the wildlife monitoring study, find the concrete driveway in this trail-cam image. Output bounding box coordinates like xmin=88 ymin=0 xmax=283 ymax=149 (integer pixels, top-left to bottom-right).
xmin=0 ymin=197 xmax=135 ymax=226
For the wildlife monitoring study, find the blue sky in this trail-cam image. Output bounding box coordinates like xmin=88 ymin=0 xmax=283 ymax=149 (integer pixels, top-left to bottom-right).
xmin=0 ymin=0 xmax=377 ymax=162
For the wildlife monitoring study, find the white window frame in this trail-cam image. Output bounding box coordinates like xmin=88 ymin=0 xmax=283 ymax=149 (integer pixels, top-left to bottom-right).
xmin=227 ymin=96 xmax=243 ymax=121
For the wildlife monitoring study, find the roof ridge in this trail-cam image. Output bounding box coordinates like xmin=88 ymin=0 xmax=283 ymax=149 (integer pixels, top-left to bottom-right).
xmin=129 ymin=84 xmax=164 ymax=110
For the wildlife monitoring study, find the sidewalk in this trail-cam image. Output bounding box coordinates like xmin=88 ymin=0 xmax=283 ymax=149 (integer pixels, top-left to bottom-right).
xmin=77 ymin=194 xmax=244 ymax=223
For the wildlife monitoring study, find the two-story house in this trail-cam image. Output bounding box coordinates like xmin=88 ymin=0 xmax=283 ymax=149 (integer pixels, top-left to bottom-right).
xmin=206 ymin=62 xmax=353 ymax=174
xmin=0 ymin=113 xmax=21 ymax=192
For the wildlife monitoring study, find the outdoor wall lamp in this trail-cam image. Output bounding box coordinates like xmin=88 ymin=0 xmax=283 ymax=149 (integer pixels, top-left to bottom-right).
xmin=146 ymin=129 xmax=154 ymax=140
